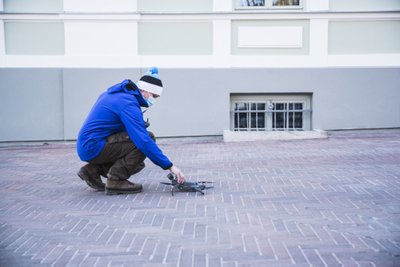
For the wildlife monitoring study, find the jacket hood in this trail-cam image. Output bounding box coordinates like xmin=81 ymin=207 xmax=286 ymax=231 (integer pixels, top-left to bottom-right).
xmin=107 ymin=79 xmax=149 ymax=107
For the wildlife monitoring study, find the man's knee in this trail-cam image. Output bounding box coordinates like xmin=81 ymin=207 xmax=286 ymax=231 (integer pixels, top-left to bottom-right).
xmin=106 ymin=132 xmax=130 ymax=143
xmin=107 ymin=131 xmax=155 ymax=143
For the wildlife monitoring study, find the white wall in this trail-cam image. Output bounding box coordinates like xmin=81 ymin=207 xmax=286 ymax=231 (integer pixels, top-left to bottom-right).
xmin=64 ymin=0 xmax=137 ymax=12
xmin=1 ymin=12 xmax=399 ymax=68
xmin=307 ymin=0 xmax=329 ymax=11
xmin=214 ymin=0 xmax=232 ymax=12
xmin=0 ymin=20 xmax=5 ymax=65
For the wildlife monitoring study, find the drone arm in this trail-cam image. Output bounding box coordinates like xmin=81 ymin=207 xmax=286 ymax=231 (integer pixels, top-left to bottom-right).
xmin=195 ymin=189 xmax=205 ymax=195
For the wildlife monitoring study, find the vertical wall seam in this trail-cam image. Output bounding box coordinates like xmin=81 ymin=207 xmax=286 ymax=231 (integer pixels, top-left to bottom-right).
xmin=61 ymin=68 xmax=66 ymax=141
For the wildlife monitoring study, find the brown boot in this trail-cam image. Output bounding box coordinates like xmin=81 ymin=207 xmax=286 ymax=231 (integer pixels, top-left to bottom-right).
xmin=105 ymin=179 xmax=142 ymax=195
xmin=77 ymin=164 xmax=105 ymax=191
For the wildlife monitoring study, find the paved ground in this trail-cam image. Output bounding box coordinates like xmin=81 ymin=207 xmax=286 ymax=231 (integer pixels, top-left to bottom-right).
xmin=0 ymin=129 xmax=399 ymax=267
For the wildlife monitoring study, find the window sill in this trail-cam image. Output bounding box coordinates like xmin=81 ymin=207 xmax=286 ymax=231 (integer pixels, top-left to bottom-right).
xmin=223 ymin=129 xmax=327 ymax=142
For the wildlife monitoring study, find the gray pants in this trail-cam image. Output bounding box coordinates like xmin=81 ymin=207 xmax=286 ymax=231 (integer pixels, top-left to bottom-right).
xmin=89 ymin=132 xmax=155 ymax=180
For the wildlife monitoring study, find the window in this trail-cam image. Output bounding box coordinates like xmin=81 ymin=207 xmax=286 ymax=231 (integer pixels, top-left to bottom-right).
xmin=272 ymin=0 xmax=300 ymax=7
xmin=234 ymin=102 xmax=267 ymax=131
xmin=231 ymin=94 xmax=312 ymax=131
xmin=237 ymin=0 xmax=301 ymax=9
xmin=272 ymin=102 xmax=304 ymax=130
xmin=239 ymin=0 xmax=265 ymax=7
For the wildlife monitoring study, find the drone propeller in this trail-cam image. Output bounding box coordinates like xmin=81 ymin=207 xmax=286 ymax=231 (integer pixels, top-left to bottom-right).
xmin=203 ymin=186 xmax=214 ymax=189
xmin=160 ymin=182 xmax=173 ymax=185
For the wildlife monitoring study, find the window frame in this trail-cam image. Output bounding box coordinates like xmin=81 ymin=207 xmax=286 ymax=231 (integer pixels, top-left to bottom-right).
xmin=271 ymin=101 xmax=306 ymax=131
xmin=231 ymin=94 xmax=312 ymax=132
xmin=233 ymin=101 xmax=268 ymax=131
xmin=235 ymin=0 xmax=303 ymax=10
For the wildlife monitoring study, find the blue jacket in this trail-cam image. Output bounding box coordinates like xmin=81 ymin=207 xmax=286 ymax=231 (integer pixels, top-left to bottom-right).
xmin=77 ymin=79 xmax=173 ymax=170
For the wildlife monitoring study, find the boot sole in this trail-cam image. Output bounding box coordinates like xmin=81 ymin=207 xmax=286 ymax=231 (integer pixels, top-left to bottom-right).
xmin=77 ymin=169 xmax=105 ymax=191
xmin=105 ymin=187 xmax=142 ymax=195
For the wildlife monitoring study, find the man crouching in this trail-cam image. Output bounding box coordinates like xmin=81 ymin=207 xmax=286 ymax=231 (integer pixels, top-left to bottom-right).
xmin=76 ymin=67 xmax=185 ymax=195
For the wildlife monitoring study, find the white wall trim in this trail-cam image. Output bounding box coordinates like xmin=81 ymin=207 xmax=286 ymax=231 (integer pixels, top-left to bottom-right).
xmin=328 ymin=54 xmax=400 ymax=67
xmin=223 ymin=130 xmax=328 ymax=142
xmin=4 ymin=55 xmax=66 ymax=67
xmin=1 ymin=11 xmax=399 ymax=21
xmin=1 ymin=10 xmax=399 ymax=68
xmin=139 ymin=12 xmax=400 ymax=21
xmin=0 ymin=20 xmax=5 ymax=67
xmin=309 ymin=19 xmax=328 ymax=66
xmin=64 ymin=0 xmax=137 ymax=13
xmin=0 ymin=14 xmax=141 ymax=21
xmin=4 ymin=54 xmax=400 ymax=68
xmin=213 ymin=19 xmax=231 ymax=67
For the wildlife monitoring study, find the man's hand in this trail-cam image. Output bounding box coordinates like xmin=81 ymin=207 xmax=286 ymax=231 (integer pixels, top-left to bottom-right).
xmin=169 ymin=165 xmax=185 ymax=184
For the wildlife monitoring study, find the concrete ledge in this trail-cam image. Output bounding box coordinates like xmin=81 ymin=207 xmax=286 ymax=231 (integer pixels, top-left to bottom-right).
xmin=223 ymin=130 xmax=328 ymax=142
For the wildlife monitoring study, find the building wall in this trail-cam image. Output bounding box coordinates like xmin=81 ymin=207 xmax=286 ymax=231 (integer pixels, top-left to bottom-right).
xmin=1 ymin=67 xmax=398 ymax=141
xmin=0 ymin=69 xmax=64 ymax=141
xmin=0 ymin=0 xmax=399 ymax=141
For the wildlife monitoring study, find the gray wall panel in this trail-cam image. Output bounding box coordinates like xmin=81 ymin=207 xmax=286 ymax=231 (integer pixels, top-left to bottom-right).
xmin=222 ymin=68 xmax=400 ymax=131
xmin=123 ymin=68 xmax=400 ymax=135
xmin=138 ymin=22 xmax=213 ymax=55
xmin=329 ymin=0 xmax=400 ymax=12
xmin=5 ymin=22 xmax=65 ymax=55
xmin=0 ymin=68 xmax=399 ymax=142
xmin=329 ymin=20 xmax=400 ymax=54
xmin=144 ymin=69 xmax=230 ymax=137
xmin=62 ymin=69 xmax=142 ymax=140
xmin=4 ymin=0 xmax=63 ymax=13
xmin=0 ymin=69 xmax=63 ymax=141
xmin=311 ymin=68 xmax=400 ymax=130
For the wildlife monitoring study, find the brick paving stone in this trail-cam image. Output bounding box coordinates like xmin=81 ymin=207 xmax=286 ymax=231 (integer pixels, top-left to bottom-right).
xmin=128 ymin=235 xmax=147 ymax=255
xmin=40 ymin=244 xmax=67 ymax=264
xmin=286 ymin=245 xmax=308 ymax=264
xmin=52 ymin=247 xmax=77 ymax=267
xmin=149 ymin=240 xmax=168 ymax=262
xmin=164 ymin=244 xmax=180 ymax=264
xmin=1 ymin=129 xmax=400 ymax=266
xmin=14 ymin=236 xmax=37 ymax=255
xmin=178 ymin=248 xmax=193 ymax=266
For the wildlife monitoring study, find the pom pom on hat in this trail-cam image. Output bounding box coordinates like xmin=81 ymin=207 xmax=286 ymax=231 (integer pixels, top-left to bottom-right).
xmin=137 ymin=66 xmax=163 ymax=96
xmin=148 ymin=66 xmax=159 ymax=77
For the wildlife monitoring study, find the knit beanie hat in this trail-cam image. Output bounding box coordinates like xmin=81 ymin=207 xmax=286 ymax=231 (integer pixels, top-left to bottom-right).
xmin=137 ymin=67 xmax=163 ymax=96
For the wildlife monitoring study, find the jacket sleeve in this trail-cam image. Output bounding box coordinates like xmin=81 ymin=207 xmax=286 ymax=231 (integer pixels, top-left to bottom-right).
xmin=119 ymin=103 xmax=173 ymax=170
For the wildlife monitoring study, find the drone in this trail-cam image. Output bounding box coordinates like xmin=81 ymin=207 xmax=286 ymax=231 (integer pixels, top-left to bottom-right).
xmin=160 ymin=173 xmax=214 ymax=196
